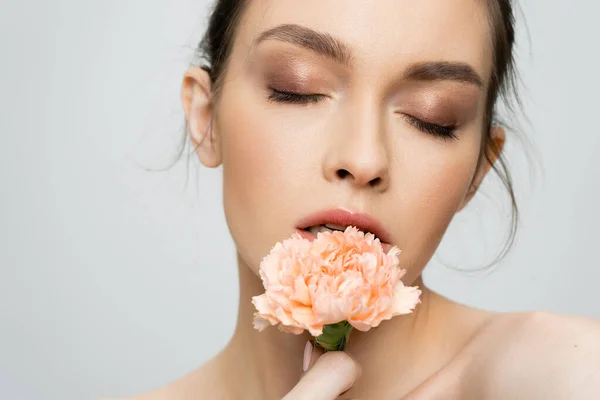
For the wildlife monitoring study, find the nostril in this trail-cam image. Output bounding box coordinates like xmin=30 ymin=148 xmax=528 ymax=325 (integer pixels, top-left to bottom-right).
xmin=336 ymin=169 xmax=350 ymax=179
xmin=369 ymin=177 xmax=382 ymax=187
xmin=336 ymin=169 xmax=384 ymax=187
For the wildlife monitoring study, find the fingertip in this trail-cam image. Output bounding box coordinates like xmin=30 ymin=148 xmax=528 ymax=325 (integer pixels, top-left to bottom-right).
xmin=302 ymin=341 xmax=312 ymax=372
xmin=317 ymin=351 xmax=361 ymax=389
xmin=286 ymin=349 xmax=362 ymax=400
xmin=303 ymin=341 xmax=324 ymax=372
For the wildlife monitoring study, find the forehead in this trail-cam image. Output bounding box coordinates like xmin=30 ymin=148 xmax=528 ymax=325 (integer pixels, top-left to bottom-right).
xmin=234 ymin=0 xmax=493 ymax=83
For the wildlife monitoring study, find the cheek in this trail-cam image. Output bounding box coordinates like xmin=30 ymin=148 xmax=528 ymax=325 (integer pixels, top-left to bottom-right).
xmin=219 ymin=99 xmax=314 ymax=213
xmin=218 ymin=109 xmax=280 ymax=271
xmin=215 ymin=87 xmax=323 ymax=271
xmin=394 ymin=137 xmax=481 ymax=273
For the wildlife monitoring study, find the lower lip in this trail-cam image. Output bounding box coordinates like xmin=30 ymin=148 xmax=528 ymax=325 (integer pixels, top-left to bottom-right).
xmin=295 ymin=229 xmax=394 ymax=253
xmin=296 ymin=229 xmax=316 ymax=242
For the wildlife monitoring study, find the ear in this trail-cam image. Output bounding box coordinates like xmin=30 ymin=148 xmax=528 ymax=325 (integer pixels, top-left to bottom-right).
xmin=181 ymin=67 xmax=222 ymax=168
xmin=457 ymin=126 xmax=506 ymax=212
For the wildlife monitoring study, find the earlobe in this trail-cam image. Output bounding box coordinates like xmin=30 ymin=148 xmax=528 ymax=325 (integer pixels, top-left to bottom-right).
xmin=457 ymin=126 xmax=506 ymax=212
xmin=181 ymin=67 xmax=222 ymax=168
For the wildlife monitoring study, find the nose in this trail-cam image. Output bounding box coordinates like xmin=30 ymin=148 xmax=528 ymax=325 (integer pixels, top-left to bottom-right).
xmin=322 ymin=105 xmax=390 ymax=192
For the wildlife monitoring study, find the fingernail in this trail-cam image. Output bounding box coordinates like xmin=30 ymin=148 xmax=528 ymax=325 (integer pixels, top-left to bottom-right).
xmin=302 ymin=340 xmax=312 ymax=372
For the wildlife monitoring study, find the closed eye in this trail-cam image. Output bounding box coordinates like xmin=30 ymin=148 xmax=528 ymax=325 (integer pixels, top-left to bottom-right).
xmin=267 ymin=87 xmax=324 ymax=104
xmin=402 ymin=114 xmax=458 ymax=141
xmin=267 ymin=88 xmax=458 ymax=140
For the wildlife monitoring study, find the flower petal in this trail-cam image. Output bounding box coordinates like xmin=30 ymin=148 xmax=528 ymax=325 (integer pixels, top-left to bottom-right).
xmin=392 ymin=282 xmax=422 ymax=316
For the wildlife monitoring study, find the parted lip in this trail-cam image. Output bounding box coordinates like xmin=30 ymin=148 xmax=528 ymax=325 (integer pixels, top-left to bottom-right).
xmin=295 ymin=208 xmax=393 ymax=244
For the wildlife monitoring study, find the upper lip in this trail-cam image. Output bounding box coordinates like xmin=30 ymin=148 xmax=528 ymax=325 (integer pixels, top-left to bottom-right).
xmin=296 ymin=208 xmax=393 ymax=243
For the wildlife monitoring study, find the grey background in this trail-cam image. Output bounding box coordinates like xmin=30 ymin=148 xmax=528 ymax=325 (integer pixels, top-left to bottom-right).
xmin=1 ymin=1 xmax=598 ymax=399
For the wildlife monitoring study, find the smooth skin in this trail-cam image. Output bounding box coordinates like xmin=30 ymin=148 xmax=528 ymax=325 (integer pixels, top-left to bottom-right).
xmin=283 ymin=347 xmax=360 ymax=400
xmin=117 ymin=0 xmax=600 ymax=398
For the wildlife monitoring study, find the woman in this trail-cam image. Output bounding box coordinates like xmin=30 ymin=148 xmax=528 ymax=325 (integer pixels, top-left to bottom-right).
xmin=129 ymin=0 xmax=600 ymax=398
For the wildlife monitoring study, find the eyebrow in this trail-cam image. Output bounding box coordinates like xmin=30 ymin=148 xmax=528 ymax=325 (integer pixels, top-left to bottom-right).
xmin=404 ymin=61 xmax=484 ymax=88
xmin=254 ymin=24 xmax=353 ymax=66
xmin=254 ymin=24 xmax=483 ymax=88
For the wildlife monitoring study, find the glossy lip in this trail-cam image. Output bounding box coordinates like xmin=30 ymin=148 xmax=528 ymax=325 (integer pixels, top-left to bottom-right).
xmin=295 ymin=208 xmax=393 ymax=244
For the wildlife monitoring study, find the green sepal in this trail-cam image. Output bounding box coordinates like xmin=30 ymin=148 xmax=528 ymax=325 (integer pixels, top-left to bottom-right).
xmin=314 ymin=321 xmax=353 ymax=351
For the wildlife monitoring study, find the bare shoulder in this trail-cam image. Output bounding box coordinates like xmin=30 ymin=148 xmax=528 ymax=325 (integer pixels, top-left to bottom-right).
xmin=485 ymin=310 xmax=600 ymax=345
xmin=472 ymin=310 xmax=600 ymax=365
xmin=106 ymin=356 xmax=226 ymax=400
xmin=467 ymin=311 xmax=600 ymax=398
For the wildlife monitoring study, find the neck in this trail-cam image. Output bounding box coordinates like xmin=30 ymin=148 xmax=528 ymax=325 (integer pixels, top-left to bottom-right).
xmin=218 ymin=252 xmax=465 ymax=399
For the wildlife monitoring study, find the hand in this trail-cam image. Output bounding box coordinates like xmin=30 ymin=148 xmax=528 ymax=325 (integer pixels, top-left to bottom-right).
xmin=282 ymin=341 xmax=361 ymax=400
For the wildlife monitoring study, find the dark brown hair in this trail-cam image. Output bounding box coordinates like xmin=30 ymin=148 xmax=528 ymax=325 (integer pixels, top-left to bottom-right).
xmin=180 ymin=0 xmax=520 ymax=269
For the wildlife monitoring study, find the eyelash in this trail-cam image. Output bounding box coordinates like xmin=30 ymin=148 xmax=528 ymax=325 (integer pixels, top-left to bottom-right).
xmin=267 ymin=88 xmax=458 ymax=140
xmin=267 ymin=87 xmax=323 ymax=104
xmin=403 ymin=115 xmax=458 ymax=141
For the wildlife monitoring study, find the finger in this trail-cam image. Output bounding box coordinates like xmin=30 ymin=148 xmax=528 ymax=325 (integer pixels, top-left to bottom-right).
xmin=284 ymin=351 xmax=361 ymax=400
xmin=302 ymin=340 xmax=325 ymax=373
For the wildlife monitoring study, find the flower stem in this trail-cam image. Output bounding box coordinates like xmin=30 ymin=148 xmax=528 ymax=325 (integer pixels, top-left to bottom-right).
xmin=315 ymin=321 xmax=353 ymax=351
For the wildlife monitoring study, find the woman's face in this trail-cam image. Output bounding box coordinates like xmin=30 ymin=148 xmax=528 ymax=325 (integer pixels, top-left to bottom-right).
xmin=187 ymin=0 xmax=499 ymax=282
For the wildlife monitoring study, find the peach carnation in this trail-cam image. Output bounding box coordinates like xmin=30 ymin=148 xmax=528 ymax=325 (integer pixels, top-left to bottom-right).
xmin=251 ymin=227 xmax=421 ymax=342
